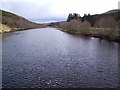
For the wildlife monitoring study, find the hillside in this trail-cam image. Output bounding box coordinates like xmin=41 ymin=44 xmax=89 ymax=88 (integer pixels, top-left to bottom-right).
xmin=66 ymin=9 xmax=120 ymax=27
xmin=0 ymin=9 xmax=47 ymax=33
xmin=104 ymin=9 xmax=120 ymax=14
xmin=89 ymin=9 xmax=120 ymax=27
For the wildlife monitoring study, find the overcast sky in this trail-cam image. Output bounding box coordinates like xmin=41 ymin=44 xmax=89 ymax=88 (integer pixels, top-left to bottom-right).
xmin=0 ymin=0 xmax=119 ymax=21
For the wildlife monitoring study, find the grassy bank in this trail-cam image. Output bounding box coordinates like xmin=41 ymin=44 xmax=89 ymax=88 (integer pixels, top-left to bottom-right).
xmin=89 ymin=28 xmax=120 ymax=42
xmin=0 ymin=24 xmax=47 ymax=33
xmin=0 ymin=9 xmax=47 ymax=33
xmin=58 ymin=21 xmax=120 ymax=42
xmin=59 ymin=28 xmax=120 ymax=42
xmin=0 ymin=24 xmax=11 ymax=33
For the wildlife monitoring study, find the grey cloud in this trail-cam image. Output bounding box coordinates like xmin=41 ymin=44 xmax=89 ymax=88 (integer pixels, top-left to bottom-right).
xmin=1 ymin=2 xmax=54 ymax=19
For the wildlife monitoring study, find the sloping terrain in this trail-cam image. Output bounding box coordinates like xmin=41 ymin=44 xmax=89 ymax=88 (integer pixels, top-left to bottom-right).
xmin=0 ymin=9 xmax=46 ymax=33
xmin=57 ymin=9 xmax=120 ymax=42
xmin=104 ymin=9 xmax=120 ymax=14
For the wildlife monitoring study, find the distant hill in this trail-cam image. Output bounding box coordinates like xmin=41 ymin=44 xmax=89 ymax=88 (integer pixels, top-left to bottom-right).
xmin=88 ymin=9 xmax=120 ymax=27
xmin=104 ymin=9 xmax=120 ymax=14
xmin=0 ymin=9 xmax=46 ymax=33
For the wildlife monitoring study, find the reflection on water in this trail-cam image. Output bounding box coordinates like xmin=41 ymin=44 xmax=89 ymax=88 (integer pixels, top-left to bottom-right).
xmin=2 ymin=28 xmax=119 ymax=88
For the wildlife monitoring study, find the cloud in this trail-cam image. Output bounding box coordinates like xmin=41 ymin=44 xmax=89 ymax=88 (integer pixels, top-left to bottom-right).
xmin=0 ymin=1 xmax=53 ymax=19
xmin=0 ymin=0 xmax=119 ymax=20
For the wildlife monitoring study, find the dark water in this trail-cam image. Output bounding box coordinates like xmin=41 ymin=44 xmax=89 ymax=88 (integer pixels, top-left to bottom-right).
xmin=2 ymin=28 xmax=119 ymax=88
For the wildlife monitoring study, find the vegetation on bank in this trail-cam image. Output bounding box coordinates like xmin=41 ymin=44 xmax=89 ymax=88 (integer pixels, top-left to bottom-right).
xmin=57 ymin=9 xmax=120 ymax=42
xmin=0 ymin=24 xmax=42 ymax=33
xmin=0 ymin=9 xmax=47 ymax=33
xmin=0 ymin=24 xmax=11 ymax=33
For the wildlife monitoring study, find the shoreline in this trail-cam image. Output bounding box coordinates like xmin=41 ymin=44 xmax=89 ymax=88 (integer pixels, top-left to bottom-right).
xmin=58 ymin=28 xmax=120 ymax=43
xmin=1 ymin=26 xmax=120 ymax=43
xmin=0 ymin=24 xmax=47 ymax=33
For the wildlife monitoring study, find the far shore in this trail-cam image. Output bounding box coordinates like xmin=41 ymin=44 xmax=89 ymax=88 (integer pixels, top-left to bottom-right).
xmin=0 ymin=24 xmax=47 ymax=33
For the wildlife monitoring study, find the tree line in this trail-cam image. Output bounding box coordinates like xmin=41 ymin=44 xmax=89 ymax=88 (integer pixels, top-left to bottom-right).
xmin=67 ymin=12 xmax=120 ymax=28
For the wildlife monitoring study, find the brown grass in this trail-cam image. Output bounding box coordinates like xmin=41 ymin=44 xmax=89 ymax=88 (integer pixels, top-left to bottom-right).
xmin=58 ymin=20 xmax=120 ymax=42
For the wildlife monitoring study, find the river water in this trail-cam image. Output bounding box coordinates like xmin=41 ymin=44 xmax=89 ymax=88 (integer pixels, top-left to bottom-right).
xmin=2 ymin=27 xmax=119 ymax=88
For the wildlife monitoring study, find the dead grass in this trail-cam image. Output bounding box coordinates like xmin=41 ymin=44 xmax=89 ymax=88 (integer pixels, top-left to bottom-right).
xmin=0 ymin=24 xmax=11 ymax=33
xmin=58 ymin=20 xmax=120 ymax=42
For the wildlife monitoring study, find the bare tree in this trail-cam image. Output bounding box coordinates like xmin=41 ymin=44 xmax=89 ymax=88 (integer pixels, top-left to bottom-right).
xmin=67 ymin=20 xmax=82 ymax=32
xmin=59 ymin=19 xmax=91 ymax=34
xmin=95 ymin=16 xmax=116 ymax=28
xmin=59 ymin=22 xmax=68 ymax=30
xmin=116 ymin=20 xmax=120 ymax=29
xmin=81 ymin=21 xmax=91 ymax=30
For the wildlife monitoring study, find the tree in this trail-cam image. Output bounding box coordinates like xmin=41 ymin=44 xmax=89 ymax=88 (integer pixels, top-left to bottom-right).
xmin=67 ymin=13 xmax=82 ymax=22
xmin=64 ymin=19 xmax=91 ymax=33
xmin=95 ymin=16 xmax=116 ymax=28
xmin=59 ymin=22 xmax=68 ymax=30
xmin=67 ymin=13 xmax=73 ymax=22
xmin=67 ymin=20 xmax=82 ymax=31
xmin=116 ymin=20 xmax=120 ymax=29
xmin=73 ymin=13 xmax=78 ymax=19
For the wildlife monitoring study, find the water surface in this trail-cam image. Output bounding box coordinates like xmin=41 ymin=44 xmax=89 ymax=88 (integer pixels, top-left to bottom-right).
xmin=2 ymin=27 xmax=119 ymax=88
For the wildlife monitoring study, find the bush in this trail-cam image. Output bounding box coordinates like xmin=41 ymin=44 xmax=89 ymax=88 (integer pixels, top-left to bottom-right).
xmin=59 ymin=20 xmax=91 ymax=35
xmin=59 ymin=22 xmax=68 ymax=30
xmin=67 ymin=20 xmax=82 ymax=32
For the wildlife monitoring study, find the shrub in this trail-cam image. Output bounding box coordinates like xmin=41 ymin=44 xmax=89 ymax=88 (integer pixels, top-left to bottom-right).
xmin=59 ymin=22 xmax=68 ymax=30
xmin=67 ymin=20 xmax=82 ymax=32
xmin=59 ymin=20 xmax=91 ymax=35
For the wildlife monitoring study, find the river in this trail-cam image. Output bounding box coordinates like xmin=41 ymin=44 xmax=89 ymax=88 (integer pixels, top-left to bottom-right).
xmin=2 ymin=27 xmax=119 ymax=88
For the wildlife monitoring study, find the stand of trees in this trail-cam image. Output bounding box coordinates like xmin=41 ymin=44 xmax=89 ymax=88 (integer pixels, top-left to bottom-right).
xmin=66 ymin=11 xmax=120 ymax=28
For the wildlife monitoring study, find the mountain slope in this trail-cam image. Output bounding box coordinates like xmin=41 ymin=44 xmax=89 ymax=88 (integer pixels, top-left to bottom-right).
xmin=104 ymin=9 xmax=120 ymax=14
xmin=0 ymin=9 xmax=46 ymax=33
xmin=83 ymin=9 xmax=120 ymax=27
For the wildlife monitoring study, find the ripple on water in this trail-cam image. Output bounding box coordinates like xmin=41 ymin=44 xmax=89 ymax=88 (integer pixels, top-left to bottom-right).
xmin=2 ymin=28 xmax=119 ymax=88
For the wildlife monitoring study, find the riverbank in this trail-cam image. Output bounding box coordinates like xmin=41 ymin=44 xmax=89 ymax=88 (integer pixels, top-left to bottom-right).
xmin=56 ymin=9 xmax=120 ymax=43
xmin=0 ymin=24 xmax=47 ymax=33
xmin=0 ymin=9 xmax=47 ymax=33
xmin=0 ymin=24 xmax=11 ymax=33
xmin=58 ymin=27 xmax=120 ymax=43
